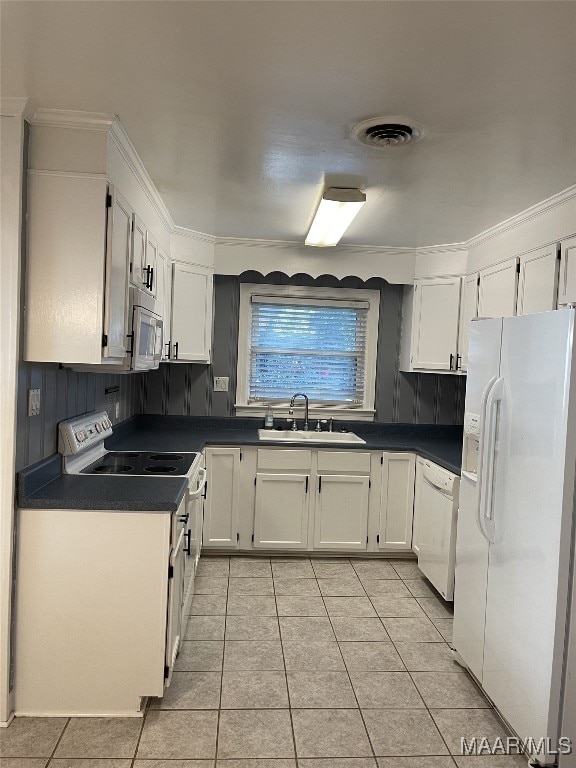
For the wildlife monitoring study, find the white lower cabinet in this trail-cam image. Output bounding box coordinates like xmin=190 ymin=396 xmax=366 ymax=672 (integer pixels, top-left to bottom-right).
xmin=202 ymin=447 xmax=241 ymax=549
xmin=314 ymin=474 xmax=370 ymax=550
xmin=412 ymin=457 xmax=425 ymax=555
xmin=223 ymin=446 xmax=419 ymax=554
xmin=377 ymin=452 xmax=416 ymax=550
xmin=14 ymin=501 xmax=184 ymax=716
xmin=254 ymin=473 xmax=310 ymax=548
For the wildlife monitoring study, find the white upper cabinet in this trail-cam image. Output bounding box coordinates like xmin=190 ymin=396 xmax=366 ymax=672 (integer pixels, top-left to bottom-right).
xmin=516 ymin=245 xmax=559 ymax=316
xmin=25 ymin=175 xmax=130 ymax=365
xmin=457 ymin=274 xmax=479 ymax=373
xmin=169 ymin=262 xmax=213 ymax=363
xmin=144 ymin=231 xmax=159 ymax=297
xmin=155 ymin=247 xmax=169 ymax=323
xmin=477 ymin=259 xmax=518 ymax=318
xmin=103 ymin=188 xmax=132 ymax=360
xmin=401 ymin=277 xmax=462 ymax=372
xmin=557 ymin=235 xmax=576 ymax=307
xmin=130 ymin=214 xmax=147 ymax=292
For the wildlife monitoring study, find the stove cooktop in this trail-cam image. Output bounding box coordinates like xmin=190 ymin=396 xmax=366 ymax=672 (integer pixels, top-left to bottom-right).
xmin=80 ymin=451 xmax=199 ymax=476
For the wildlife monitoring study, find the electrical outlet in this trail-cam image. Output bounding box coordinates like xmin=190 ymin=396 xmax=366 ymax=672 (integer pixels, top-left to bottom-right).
xmin=115 ymin=401 xmax=120 ymax=419
xmin=214 ymin=376 xmax=229 ymax=392
xmin=28 ymin=388 xmax=41 ymax=417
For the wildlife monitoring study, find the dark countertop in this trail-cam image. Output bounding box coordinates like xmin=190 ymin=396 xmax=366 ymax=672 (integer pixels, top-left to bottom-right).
xmin=17 ymin=416 xmax=462 ymax=512
xmin=17 ymin=455 xmax=188 ymax=512
xmin=108 ymin=416 xmax=463 ymax=475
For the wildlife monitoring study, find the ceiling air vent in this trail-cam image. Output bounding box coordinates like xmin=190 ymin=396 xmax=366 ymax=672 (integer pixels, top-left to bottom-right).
xmin=352 ymin=116 xmax=424 ymax=148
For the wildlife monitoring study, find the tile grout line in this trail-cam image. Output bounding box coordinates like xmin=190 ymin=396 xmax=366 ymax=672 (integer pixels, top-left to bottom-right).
xmin=321 ymin=579 xmax=379 ymax=765
xmin=273 ymin=559 xmax=299 ymax=767
xmin=44 ymin=715 xmax=70 ymax=765
xmin=212 ymin=556 xmax=230 ymax=765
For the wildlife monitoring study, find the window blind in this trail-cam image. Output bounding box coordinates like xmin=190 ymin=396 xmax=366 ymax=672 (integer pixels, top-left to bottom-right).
xmin=249 ymin=297 xmax=369 ymax=404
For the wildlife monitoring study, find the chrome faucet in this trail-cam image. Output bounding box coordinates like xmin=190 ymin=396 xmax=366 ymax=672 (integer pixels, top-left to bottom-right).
xmin=289 ymin=393 xmax=309 ymax=431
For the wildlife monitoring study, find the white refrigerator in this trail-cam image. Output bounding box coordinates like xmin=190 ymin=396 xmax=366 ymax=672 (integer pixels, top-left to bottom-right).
xmin=454 ymin=309 xmax=576 ymax=766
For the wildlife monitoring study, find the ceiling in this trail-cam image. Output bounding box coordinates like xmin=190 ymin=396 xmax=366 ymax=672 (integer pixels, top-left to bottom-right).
xmin=2 ymin=1 xmax=575 ymax=247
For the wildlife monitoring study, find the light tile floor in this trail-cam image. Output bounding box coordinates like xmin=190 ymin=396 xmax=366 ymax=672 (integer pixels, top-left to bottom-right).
xmin=1 ymin=556 xmax=528 ymax=768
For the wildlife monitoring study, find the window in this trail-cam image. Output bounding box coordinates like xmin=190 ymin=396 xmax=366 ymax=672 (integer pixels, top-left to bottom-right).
xmin=236 ymin=284 xmax=379 ymax=419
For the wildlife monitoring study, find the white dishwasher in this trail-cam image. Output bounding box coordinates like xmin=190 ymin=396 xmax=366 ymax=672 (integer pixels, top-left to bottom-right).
xmin=413 ymin=457 xmax=460 ymax=601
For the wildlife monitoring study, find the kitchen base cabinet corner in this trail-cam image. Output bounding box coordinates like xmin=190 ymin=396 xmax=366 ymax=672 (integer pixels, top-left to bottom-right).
xmin=13 ymin=506 xmax=179 ymax=717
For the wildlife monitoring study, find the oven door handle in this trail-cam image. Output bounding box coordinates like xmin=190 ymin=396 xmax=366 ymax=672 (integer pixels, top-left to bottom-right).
xmin=189 ymin=467 xmax=207 ymax=498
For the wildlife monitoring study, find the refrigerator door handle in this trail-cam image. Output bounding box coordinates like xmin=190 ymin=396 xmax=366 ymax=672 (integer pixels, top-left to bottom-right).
xmin=476 ymin=376 xmax=497 ymax=541
xmin=478 ymin=377 xmax=504 ymax=543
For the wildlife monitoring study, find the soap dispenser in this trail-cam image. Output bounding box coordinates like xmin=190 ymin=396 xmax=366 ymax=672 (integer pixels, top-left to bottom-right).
xmin=264 ymin=405 xmax=274 ymax=428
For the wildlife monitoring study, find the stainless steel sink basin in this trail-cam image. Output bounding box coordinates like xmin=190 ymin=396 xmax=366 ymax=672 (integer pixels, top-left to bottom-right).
xmin=258 ymin=429 xmax=366 ymax=444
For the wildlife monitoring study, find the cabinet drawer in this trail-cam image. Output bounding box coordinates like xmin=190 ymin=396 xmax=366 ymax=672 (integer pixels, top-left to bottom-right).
xmin=257 ymin=449 xmax=312 ymax=471
xmin=317 ymin=451 xmax=371 ymax=473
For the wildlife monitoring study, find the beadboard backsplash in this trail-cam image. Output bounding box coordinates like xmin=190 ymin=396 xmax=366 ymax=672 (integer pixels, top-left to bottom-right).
xmin=142 ymin=273 xmax=465 ymax=425
xmin=15 ymin=364 xmax=143 ymax=472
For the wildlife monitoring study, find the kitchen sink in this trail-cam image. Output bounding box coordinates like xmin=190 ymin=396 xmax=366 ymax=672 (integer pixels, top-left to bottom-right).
xmin=258 ymin=429 xmax=366 ymax=444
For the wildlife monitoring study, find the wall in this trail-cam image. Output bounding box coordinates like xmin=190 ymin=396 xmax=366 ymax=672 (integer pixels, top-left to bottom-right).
xmin=14 ymin=364 xmax=143 ymax=472
xmin=15 ymin=124 xmax=144 ymax=472
xmin=0 ymin=99 xmax=30 ymax=724
xmin=142 ymin=273 xmax=465 ymax=425
xmin=467 ymin=186 xmax=576 ymax=273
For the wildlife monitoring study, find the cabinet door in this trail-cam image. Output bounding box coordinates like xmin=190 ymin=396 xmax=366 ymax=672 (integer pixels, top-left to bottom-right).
xmin=411 ymin=278 xmax=461 ymax=370
xmin=130 ymin=214 xmax=146 ymax=290
xmin=254 ymin=474 xmax=310 ymax=549
xmin=203 ymin=448 xmax=240 ymax=549
xmin=314 ymin=475 xmax=369 ymax=550
xmin=517 ymin=245 xmax=559 ymax=316
xmin=165 ymin=524 xmax=185 ymax=686
xmin=412 ymin=459 xmax=425 ymax=555
xmin=378 ymin=453 xmax=416 ymax=551
xmin=557 ymin=235 xmax=576 ymax=307
xmin=103 ymin=187 xmax=131 ymax=360
xmin=478 ymin=259 xmax=518 ymax=318
xmin=144 ymin=232 xmax=158 ymax=296
xmin=171 ymin=262 xmax=213 ymax=362
xmin=155 ymin=247 xmax=168 ymax=319
xmin=457 ymin=274 xmax=479 ymax=372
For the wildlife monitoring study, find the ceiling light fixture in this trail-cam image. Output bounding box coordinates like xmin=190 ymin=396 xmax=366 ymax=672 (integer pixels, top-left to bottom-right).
xmin=305 ymin=187 xmax=366 ymax=247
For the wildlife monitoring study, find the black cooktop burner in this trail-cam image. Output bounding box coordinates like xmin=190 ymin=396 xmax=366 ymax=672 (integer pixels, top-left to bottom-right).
xmin=92 ymin=464 xmax=134 ymax=474
xmin=81 ymin=451 xmax=198 ymax=476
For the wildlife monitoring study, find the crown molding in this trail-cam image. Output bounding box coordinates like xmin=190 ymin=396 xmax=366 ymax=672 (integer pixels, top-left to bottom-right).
xmin=467 ymin=185 xmax=576 ymax=249
xmin=107 ymin=118 xmax=176 ymax=233
xmin=172 ymin=225 xmax=215 ymax=246
xmin=0 ymin=97 xmax=34 ymax=119
xmin=29 ymin=108 xmax=116 ymax=131
xmin=214 ymin=234 xmax=467 ymax=257
xmin=18 ymin=108 xmax=574 ymax=260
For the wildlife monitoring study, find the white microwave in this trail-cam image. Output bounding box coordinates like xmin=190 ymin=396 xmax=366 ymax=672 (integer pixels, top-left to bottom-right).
xmin=66 ymin=288 xmax=163 ymax=373
xmin=129 ymin=288 xmax=163 ymax=371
